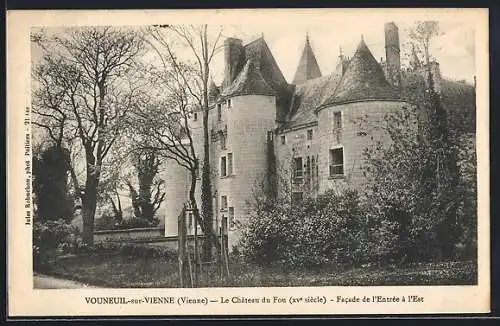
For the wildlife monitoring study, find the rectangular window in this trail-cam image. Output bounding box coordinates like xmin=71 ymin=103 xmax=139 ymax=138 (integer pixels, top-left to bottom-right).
xmin=291 ymin=192 xmax=303 ymax=207
xmin=307 ymin=129 xmax=313 ymax=140
xmin=220 ymin=132 xmax=226 ymax=150
xmin=217 ymin=103 xmax=222 ymax=121
xmin=193 ymin=112 xmax=198 ymax=121
xmin=187 ymin=212 xmax=193 ymax=229
xmin=227 ymin=153 xmax=233 ymax=175
xmin=228 ymin=207 xmax=235 ymax=229
xmin=294 ymin=157 xmax=303 ymax=179
xmin=333 ymin=111 xmax=342 ymax=130
xmin=280 ymin=135 xmax=286 ymax=145
xmin=220 ymin=156 xmax=227 ymax=177
xmin=306 ymin=156 xmax=311 ymax=178
xmin=221 ymin=195 xmax=228 ymax=211
xmin=329 ymin=148 xmax=344 ymax=177
xmin=227 ymin=99 xmax=232 ymax=108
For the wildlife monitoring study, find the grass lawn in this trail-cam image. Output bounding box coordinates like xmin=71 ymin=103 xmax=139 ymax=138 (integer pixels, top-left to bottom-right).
xmin=42 ymin=252 xmax=477 ymax=288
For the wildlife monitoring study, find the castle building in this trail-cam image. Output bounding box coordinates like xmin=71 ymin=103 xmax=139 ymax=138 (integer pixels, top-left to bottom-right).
xmin=162 ymin=22 xmax=476 ymax=248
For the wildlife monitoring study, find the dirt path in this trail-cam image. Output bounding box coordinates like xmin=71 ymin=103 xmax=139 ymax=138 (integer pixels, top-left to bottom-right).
xmin=33 ymin=274 xmax=99 ymax=289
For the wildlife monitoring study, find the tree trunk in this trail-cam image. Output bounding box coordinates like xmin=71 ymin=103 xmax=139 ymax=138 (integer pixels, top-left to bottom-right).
xmin=82 ymin=173 xmax=99 ymax=246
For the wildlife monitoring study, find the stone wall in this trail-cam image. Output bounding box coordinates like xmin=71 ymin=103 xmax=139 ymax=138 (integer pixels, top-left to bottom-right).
xmin=94 ymin=227 xmax=204 ymax=250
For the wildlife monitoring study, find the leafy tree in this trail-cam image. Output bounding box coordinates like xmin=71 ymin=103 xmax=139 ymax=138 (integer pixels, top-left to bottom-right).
xmin=126 ymin=149 xmax=166 ymax=222
xmin=32 ymin=144 xmax=74 ymax=222
xmin=359 ymin=21 xmax=475 ymax=262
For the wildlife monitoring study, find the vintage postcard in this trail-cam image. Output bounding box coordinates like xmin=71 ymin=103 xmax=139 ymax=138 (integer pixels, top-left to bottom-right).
xmin=7 ymin=8 xmax=490 ymax=317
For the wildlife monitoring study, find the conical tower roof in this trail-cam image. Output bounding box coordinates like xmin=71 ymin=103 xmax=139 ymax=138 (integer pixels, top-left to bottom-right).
xmin=322 ymin=37 xmax=399 ymax=106
xmin=292 ymin=34 xmax=322 ymax=84
xmin=221 ymin=59 xmax=276 ymax=97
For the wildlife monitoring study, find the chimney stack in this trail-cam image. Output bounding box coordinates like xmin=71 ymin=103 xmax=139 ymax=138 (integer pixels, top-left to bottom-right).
xmin=223 ymin=38 xmax=244 ymax=89
xmin=384 ymin=22 xmax=401 ymax=88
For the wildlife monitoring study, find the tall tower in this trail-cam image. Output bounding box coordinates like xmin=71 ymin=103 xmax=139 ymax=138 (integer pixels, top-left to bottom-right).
xmin=384 ymin=22 xmax=401 ymax=88
xmin=292 ymin=33 xmax=322 ymax=84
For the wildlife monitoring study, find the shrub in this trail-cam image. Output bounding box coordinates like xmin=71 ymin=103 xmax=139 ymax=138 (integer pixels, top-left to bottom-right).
xmin=33 ymin=219 xmax=80 ymax=270
xmin=117 ymin=217 xmax=160 ymax=229
xmin=239 ymin=189 xmax=367 ymax=269
xmin=94 ymin=213 xmax=122 ymax=231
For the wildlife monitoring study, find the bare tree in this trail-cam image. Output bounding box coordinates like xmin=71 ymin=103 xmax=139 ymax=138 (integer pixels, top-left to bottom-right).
xmin=146 ymin=24 xmax=224 ymax=260
xmin=31 ymin=27 xmax=145 ymax=245
xmin=131 ymin=52 xmax=223 ymax=253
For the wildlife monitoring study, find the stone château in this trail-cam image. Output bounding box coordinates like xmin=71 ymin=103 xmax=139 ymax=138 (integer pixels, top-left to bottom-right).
xmin=162 ymin=22 xmax=476 ymax=248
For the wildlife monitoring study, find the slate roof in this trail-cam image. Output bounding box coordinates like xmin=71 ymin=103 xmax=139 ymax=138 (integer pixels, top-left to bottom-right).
xmin=221 ymin=59 xmax=276 ymax=97
xmin=244 ymin=37 xmax=289 ymax=93
xmin=285 ymin=74 xmax=342 ymax=129
xmin=292 ymin=35 xmax=322 ymax=84
xmin=281 ymin=38 xmax=400 ymax=130
xmin=321 ymin=38 xmax=400 ymax=107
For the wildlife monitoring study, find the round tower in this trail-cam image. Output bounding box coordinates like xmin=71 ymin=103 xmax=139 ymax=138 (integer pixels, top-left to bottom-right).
xmin=162 ymin=157 xmax=190 ymax=237
xmin=215 ymin=59 xmax=279 ymax=249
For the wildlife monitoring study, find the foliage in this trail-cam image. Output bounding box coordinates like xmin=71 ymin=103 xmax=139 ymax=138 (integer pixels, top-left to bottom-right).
xmin=95 ymin=214 xmax=160 ymax=231
xmin=239 ymin=189 xmax=367 ymax=269
xmin=94 ymin=213 xmax=122 ymax=231
xmin=119 ymin=216 xmax=160 ymax=229
xmin=361 ymin=87 xmax=476 ymax=262
xmin=126 ymin=149 xmax=166 ymax=221
xmin=32 ymin=144 xmax=74 ymax=223
xmin=33 ymin=219 xmax=80 ymax=271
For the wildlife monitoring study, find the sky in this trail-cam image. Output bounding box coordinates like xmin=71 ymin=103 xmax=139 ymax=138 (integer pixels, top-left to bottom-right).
xmin=208 ymin=20 xmax=476 ymax=85
xmin=32 ymin=19 xmax=477 ymax=86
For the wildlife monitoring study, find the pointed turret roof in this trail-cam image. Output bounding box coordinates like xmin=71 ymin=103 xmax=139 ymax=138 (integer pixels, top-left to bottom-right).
xmin=321 ymin=37 xmax=399 ymax=107
xmin=221 ymin=59 xmax=276 ymax=97
xmin=292 ymin=33 xmax=322 ymax=85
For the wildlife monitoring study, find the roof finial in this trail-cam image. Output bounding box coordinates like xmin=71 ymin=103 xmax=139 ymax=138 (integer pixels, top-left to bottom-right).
xmin=261 ymin=32 xmax=264 ymax=39
xmin=306 ymin=30 xmax=310 ymax=44
xmin=339 ymin=46 xmax=343 ymax=59
xmin=361 ymin=34 xmax=364 ymax=42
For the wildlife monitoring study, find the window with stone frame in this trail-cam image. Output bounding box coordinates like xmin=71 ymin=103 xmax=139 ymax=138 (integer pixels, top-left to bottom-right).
xmin=329 ymin=147 xmax=344 ymax=177
xmin=333 ymin=111 xmax=342 ymax=130
xmin=220 ymin=155 xmax=227 ymax=177
xmin=187 ymin=211 xmax=193 ymax=230
xmin=217 ymin=103 xmax=222 ymax=121
xmin=219 ymin=131 xmax=227 ymax=150
xmin=221 ymin=195 xmax=228 ymax=212
xmin=294 ymin=157 xmax=303 ymax=179
xmin=228 ymin=207 xmax=235 ymax=229
xmin=307 ymin=129 xmax=313 ymax=140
